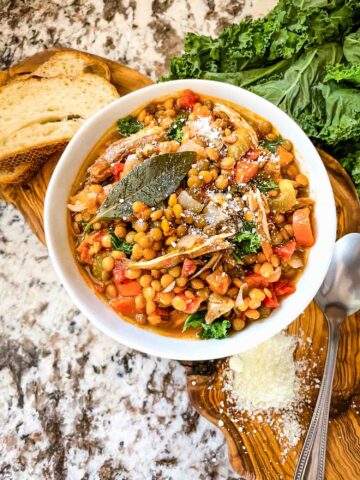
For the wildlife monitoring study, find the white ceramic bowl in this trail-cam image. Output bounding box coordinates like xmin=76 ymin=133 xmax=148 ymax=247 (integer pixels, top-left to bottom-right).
xmin=45 ymin=79 xmax=336 ymax=360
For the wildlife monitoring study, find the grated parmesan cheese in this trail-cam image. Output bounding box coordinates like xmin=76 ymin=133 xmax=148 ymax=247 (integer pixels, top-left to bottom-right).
xmin=226 ymin=333 xmax=300 ymax=411
xmin=222 ymin=332 xmax=307 ymax=458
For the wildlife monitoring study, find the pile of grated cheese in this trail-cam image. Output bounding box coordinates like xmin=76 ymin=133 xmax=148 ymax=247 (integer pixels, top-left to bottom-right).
xmin=225 ymin=332 xmax=300 ymax=411
xmin=222 ymin=332 xmax=307 ymax=458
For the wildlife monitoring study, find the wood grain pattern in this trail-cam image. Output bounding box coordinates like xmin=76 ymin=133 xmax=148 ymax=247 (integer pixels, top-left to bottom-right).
xmin=0 ymin=49 xmax=154 ymax=243
xmin=185 ymin=153 xmax=360 ymax=480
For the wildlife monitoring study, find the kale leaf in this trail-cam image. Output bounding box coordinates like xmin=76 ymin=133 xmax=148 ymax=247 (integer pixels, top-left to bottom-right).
xmin=117 ymin=116 xmax=144 ymax=136
xmin=182 ymin=311 xmax=231 ymax=340
xmin=108 ymin=230 xmax=133 ymax=257
xmin=231 ymin=221 xmax=261 ymax=259
xmin=166 ymin=114 xmax=187 ymax=142
xmin=254 ymin=178 xmax=279 ymax=193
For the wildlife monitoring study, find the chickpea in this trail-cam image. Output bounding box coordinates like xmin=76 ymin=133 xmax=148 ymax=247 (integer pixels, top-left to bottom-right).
xmin=249 ymin=298 xmax=261 ymax=309
xmin=188 ymin=168 xmax=199 ymax=177
xmin=176 ymin=276 xmax=188 ymax=287
xmin=245 ymin=309 xmax=260 ymax=320
xmin=173 ymin=203 xmax=183 ymax=219
xmin=93 ymin=222 xmax=102 ymax=231
xmin=140 ymin=274 xmax=152 ymax=288
xmin=264 ymin=287 xmax=273 ymax=298
xmin=258 ymin=120 xmax=272 ymax=136
xmin=273 ymin=213 xmax=285 ymax=225
xmin=150 ymin=209 xmax=164 ymax=221
xmin=102 ymin=256 xmax=115 ymax=272
xmin=191 ymin=278 xmax=205 ymax=290
xmin=176 ymin=225 xmax=187 ymax=237
xmin=172 ymin=296 xmax=187 ymax=311
xmin=233 ymin=318 xmax=246 ymax=331
xmin=112 ymin=251 xmax=126 ymax=260
xmin=106 ymin=284 xmax=118 ymax=299
xmin=284 ymin=224 xmax=294 ymax=237
xmin=101 ymin=234 xmax=112 ymax=249
xmin=197 ymin=287 xmax=210 ymax=300
xmin=163 ymin=98 xmax=174 ymax=110
xmin=224 ymin=128 xmax=231 ymax=137
xmin=153 ymin=241 xmax=162 ymax=251
xmin=150 ymin=280 xmax=161 ymax=292
xmin=134 ymin=231 xmax=146 ymax=243
xmin=102 ymin=271 xmax=111 ymax=282
xmin=131 ymin=244 xmax=144 ymax=260
xmin=134 ymin=219 xmax=149 ymax=233
xmin=206 ymin=147 xmax=219 ymax=161
xmin=137 ymin=109 xmax=147 ymax=122
xmin=132 ymin=201 xmax=146 ymax=214
xmin=168 ymin=193 xmax=177 ymax=207
xmin=238 ymin=297 xmax=250 ymax=312
xmin=210 ymin=168 xmax=218 ymax=180
xmin=158 ymin=291 xmax=175 ymax=306
xmin=287 ymin=165 xmax=298 ymax=178
xmin=249 ymin=288 xmax=266 ymax=302
xmin=125 ymin=231 xmax=137 ymax=243
xmin=164 ymin=208 xmax=174 ymax=221
xmin=151 ymin=269 xmax=161 ymax=279
xmin=141 ymin=208 xmax=153 ymax=220
xmin=159 ymin=274 xmax=174 ymax=289
xmin=165 ymin=236 xmax=177 ymax=246
xmin=169 ymin=266 xmax=181 ymax=278
xmin=146 ymin=301 xmax=157 ymax=315
xmin=125 ymin=268 xmax=141 ymax=280
xmin=143 ymin=287 xmax=155 ymax=301
xmin=259 ymin=262 xmax=274 ymax=278
xmin=135 ymin=294 xmax=146 ymax=311
xmin=232 ymin=278 xmax=244 ymax=288
xmin=282 ymin=139 xmax=293 ymax=151
xmin=183 ymin=214 xmax=194 ymax=224
xmin=161 ymin=219 xmax=170 ymax=234
xmin=215 ymin=175 xmax=229 ymax=190
xmin=266 ymin=133 xmax=278 ymax=142
xmin=198 ymin=159 xmax=210 ymax=170
xmin=228 ymin=287 xmax=238 ymax=297
xmin=187 ymin=176 xmax=202 ymax=188
xmin=147 ymin=313 xmax=162 ymax=325
xmin=295 ymin=174 xmax=308 ymax=187
xmin=166 ymin=108 xmax=176 ymax=118
xmin=150 ymin=227 xmax=163 ymax=241
xmin=139 ymin=235 xmax=153 ymax=249
xmin=82 ymin=212 xmax=91 ymax=222
xmin=271 ymin=231 xmax=283 ymax=245
xmin=270 ymin=254 xmax=280 ymax=268
xmin=143 ymin=248 xmax=156 ymax=260
xmin=115 ymin=225 xmax=127 ymax=238
xmin=199 ymin=170 xmax=212 ymax=184
xmin=244 ymin=210 xmax=253 ymax=222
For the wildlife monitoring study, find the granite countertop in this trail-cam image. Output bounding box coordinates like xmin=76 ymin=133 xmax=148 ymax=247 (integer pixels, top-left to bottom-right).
xmin=0 ymin=1 xmax=275 ymax=479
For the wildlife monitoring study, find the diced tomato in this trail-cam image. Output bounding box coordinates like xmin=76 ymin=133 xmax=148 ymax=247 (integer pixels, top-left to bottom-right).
xmin=176 ymin=293 xmax=202 ymax=314
xmin=244 ymin=147 xmax=261 ymax=161
xmin=111 ymin=297 xmax=137 ymax=317
xmin=117 ymin=280 xmax=142 ymax=297
xmin=274 ymin=240 xmax=296 ymax=261
xmin=112 ymin=161 xmax=124 ymax=180
xmin=263 ymin=295 xmax=280 ymax=308
xmin=192 ymin=103 xmax=212 ymax=118
xmin=178 ymin=89 xmax=199 ymax=110
xmin=77 ymin=242 xmax=92 ymax=264
xmin=245 ymin=273 xmax=269 ymax=289
xmin=273 ymin=279 xmax=296 ymax=297
xmin=112 ymin=260 xmax=126 ymax=285
xmin=235 ymin=161 xmax=259 ymax=183
xmin=181 ymin=258 xmax=197 ymax=278
xmin=293 ymin=208 xmax=315 ymax=247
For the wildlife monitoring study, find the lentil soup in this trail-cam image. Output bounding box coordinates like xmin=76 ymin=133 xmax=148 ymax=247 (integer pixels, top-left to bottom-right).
xmin=68 ymin=90 xmax=315 ymax=340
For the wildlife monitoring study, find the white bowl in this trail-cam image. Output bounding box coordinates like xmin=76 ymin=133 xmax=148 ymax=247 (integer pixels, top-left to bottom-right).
xmin=45 ymin=79 xmax=336 ymax=360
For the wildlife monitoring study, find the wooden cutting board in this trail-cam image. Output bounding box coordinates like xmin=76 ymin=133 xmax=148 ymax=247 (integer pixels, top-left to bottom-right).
xmin=1 ymin=50 xmax=359 ymax=480
xmin=184 ymin=150 xmax=360 ymax=480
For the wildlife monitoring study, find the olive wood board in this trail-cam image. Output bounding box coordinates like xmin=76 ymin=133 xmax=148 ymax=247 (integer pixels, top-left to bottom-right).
xmin=184 ymin=150 xmax=360 ymax=480
xmin=1 ymin=50 xmax=360 ymax=480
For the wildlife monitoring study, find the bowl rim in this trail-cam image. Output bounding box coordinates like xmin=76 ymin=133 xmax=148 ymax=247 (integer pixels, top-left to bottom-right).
xmin=44 ymin=79 xmax=336 ymax=360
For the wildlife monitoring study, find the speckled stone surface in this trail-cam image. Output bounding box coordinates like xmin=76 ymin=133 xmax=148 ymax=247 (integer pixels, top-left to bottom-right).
xmin=0 ymin=2 xmax=275 ymax=479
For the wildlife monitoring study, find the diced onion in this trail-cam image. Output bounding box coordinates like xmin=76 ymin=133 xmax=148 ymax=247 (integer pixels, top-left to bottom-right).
xmin=288 ymin=255 xmax=303 ymax=269
xmin=67 ymin=203 xmax=87 ymax=212
xmin=177 ymin=190 xmax=203 ymax=213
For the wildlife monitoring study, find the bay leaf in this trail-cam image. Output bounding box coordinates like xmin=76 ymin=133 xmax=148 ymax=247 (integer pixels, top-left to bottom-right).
xmin=90 ymin=151 xmax=196 ymax=224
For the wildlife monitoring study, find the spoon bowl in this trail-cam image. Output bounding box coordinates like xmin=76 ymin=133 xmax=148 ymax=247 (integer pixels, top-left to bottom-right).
xmin=315 ymin=233 xmax=360 ymax=316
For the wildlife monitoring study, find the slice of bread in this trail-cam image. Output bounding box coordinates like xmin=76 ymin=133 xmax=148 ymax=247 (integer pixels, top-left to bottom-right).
xmin=33 ymin=51 xmax=111 ymax=81
xmin=0 ymin=72 xmax=119 ymax=183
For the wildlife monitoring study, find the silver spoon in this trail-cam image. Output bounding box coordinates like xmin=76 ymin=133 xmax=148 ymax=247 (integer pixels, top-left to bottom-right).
xmin=294 ymin=233 xmax=360 ymax=480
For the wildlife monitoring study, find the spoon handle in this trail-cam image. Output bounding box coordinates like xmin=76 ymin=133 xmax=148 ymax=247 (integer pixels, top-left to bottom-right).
xmin=294 ymin=305 xmax=345 ymax=480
